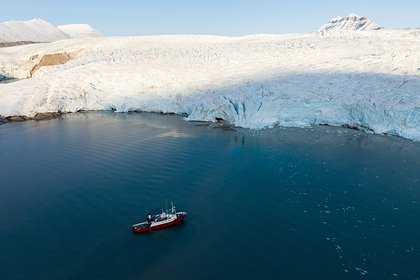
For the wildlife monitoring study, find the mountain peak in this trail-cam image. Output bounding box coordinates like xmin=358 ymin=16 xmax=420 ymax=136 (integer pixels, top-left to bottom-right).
xmin=0 ymin=18 xmax=103 ymax=44
xmin=0 ymin=18 xmax=70 ymax=43
xmin=57 ymin=24 xmax=103 ymax=38
xmin=316 ymin=14 xmax=383 ymax=35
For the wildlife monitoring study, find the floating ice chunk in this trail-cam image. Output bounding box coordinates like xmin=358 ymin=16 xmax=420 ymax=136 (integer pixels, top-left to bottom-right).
xmin=355 ymin=267 xmax=368 ymax=275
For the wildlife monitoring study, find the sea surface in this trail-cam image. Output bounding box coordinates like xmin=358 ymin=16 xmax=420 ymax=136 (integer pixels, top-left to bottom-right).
xmin=0 ymin=112 xmax=419 ymax=280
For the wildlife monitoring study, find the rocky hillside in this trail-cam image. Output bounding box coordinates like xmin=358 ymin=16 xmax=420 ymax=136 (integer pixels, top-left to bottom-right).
xmin=316 ymin=14 xmax=383 ymax=35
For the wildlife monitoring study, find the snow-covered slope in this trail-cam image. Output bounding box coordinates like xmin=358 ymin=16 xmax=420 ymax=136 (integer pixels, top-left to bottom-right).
xmin=0 ymin=18 xmax=70 ymax=43
xmin=57 ymin=24 xmax=102 ymax=38
xmin=316 ymin=14 xmax=383 ymax=36
xmin=0 ymin=29 xmax=419 ymax=141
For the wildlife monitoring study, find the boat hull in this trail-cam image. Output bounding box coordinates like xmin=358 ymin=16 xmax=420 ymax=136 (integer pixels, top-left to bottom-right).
xmin=132 ymin=215 xmax=186 ymax=233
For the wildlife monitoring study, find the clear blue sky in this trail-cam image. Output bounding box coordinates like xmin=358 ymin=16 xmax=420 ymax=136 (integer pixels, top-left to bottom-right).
xmin=1 ymin=0 xmax=419 ymax=35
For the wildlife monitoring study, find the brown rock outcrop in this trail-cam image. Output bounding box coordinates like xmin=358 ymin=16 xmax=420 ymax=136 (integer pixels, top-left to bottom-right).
xmin=32 ymin=112 xmax=62 ymax=120
xmin=30 ymin=53 xmax=71 ymax=76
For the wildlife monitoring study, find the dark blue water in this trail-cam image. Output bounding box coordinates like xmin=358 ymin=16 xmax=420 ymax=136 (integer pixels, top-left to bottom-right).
xmin=0 ymin=112 xmax=419 ymax=280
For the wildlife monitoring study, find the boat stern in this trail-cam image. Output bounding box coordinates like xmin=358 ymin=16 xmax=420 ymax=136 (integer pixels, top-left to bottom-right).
xmin=132 ymin=222 xmax=151 ymax=233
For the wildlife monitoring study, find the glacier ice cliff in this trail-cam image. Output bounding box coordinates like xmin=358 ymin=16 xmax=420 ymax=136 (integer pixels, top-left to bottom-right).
xmin=0 ymin=27 xmax=419 ymax=141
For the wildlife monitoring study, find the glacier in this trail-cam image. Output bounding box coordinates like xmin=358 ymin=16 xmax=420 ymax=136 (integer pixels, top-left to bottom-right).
xmin=0 ymin=16 xmax=419 ymax=141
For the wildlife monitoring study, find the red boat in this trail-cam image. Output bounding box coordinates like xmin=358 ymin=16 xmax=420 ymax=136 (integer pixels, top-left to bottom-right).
xmin=132 ymin=202 xmax=187 ymax=233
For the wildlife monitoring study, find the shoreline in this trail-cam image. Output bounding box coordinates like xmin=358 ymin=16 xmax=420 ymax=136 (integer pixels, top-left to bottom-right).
xmin=1 ymin=110 xmax=415 ymax=142
xmin=1 ymin=112 xmax=63 ymax=123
